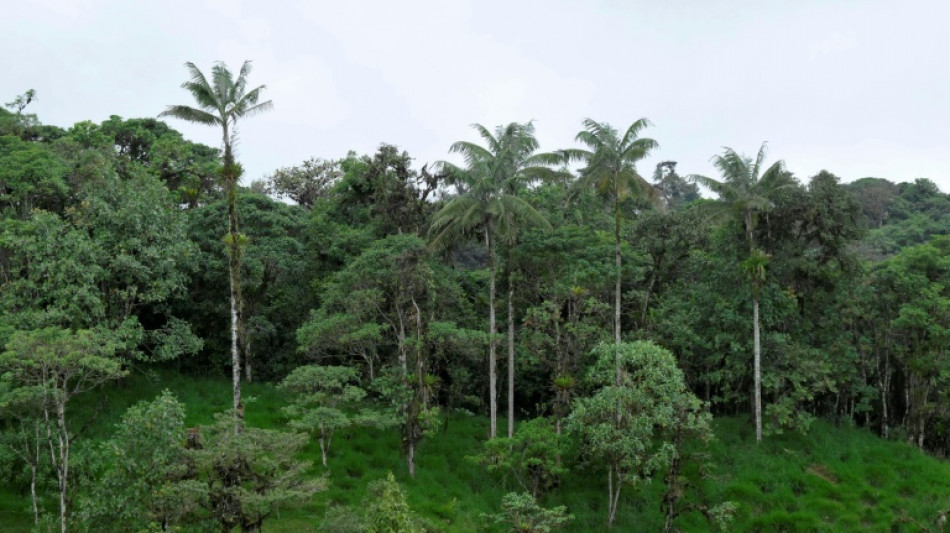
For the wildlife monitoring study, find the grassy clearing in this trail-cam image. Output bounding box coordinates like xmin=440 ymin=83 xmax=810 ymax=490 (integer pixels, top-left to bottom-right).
xmin=2 ymin=371 xmax=949 ymax=532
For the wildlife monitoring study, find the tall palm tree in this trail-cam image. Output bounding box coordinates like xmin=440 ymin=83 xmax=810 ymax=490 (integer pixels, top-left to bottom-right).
xmin=562 ymin=118 xmax=659 ymax=385
xmin=690 ymin=143 xmax=796 ymax=443
xmin=429 ymin=122 xmax=558 ymax=438
xmin=160 ymin=61 xmax=272 ymax=428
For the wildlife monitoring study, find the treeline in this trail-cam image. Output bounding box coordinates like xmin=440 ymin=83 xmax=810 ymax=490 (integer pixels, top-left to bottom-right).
xmin=3 ymin=84 xmax=950 ymax=531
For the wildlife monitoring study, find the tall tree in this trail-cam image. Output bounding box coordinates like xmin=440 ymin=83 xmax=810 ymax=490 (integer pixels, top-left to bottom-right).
xmin=690 ymin=143 xmax=795 ymax=443
xmin=562 ymin=118 xmax=659 ymax=385
xmin=159 ymin=61 xmax=272 ymax=428
xmin=429 ymin=122 xmax=557 ymax=438
xmin=0 ymin=328 xmax=126 ymax=533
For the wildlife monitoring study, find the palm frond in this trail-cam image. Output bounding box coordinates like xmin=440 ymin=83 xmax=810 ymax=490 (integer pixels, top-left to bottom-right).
xmin=232 ymin=60 xmax=254 ymax=103
xmin=238 ymin=99 xmax=274 ymax=120
xmin=752 ymin=142 xmax=769 ymax=179
xmin=471 ymin=123 xmax=501 ymax=154
xmin=449 ymin=141 xmax=494 ymax=168
xmin=158 ymin=105 xmax=220 ymax=125
xmin=619 ymin=118 xmax=652 ymax=148
xmin=211 ymin=62 xmax=234 ymax=108
xmin=559 ymin=148 xmax=592 ymax=164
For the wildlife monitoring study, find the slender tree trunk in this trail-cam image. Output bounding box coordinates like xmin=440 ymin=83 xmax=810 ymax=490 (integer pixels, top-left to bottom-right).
xmin=487 ymin=229 xmax=498 ymax=439
xmin=508 ymin=273 xmax=515 ymax=439
xmin=223 ymin=132 xmax=244 ymax=433
xmin=607 ymin=463 xmax=622 ymax=527
xmin=245 ymin=335 xmax=252 ymax=383
xmin=753 ymin=294 xmax=762 ymax=444
xmin=408 ymin=440 xmax=416 ymax=477
xmin=640 ymin=270 xmax=657 ymax=327
xmin=55 ymin=400 xmax=69 ymax=533
xmin=319 ymin=434 xmax=328 ymax=468
xmin=614 ymin=197 xmax=622 ymax=386
xmin=31 ymin=422 xmax=39 ymax=525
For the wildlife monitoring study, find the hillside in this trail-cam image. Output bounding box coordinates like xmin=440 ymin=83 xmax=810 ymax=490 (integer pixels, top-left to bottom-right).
xmin=2 ymin=373 xmax=948 ymax=532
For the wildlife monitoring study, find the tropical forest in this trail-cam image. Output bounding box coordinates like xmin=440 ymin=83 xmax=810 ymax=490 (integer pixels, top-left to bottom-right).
xmin=3 ymin=61 xmax=950 ymax=533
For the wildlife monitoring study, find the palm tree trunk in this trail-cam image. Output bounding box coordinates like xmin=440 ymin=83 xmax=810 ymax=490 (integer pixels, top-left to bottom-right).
xmin=753 ymin=293 xmax=762 ymax=444
xmin=614 ymin=197 xmax=622 ymax=386
xmin=223 ymin=134 xmax=244 ymax=433
xmin=508 ymin=276 xmax=515 ymax=439
xmin=487 ymin=229 xmax=498 ymax=439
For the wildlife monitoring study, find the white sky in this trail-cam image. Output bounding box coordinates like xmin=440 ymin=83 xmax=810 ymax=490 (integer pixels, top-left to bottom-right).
xmin=5 ymin=0 xmax=950 ymax=190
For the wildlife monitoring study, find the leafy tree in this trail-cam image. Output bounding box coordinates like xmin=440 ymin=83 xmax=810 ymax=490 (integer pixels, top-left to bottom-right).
xmin=561 ymin=118 xmax=659 ymax=385
xmin=2 ymin=89 xmax=37 ymax=137
xmin=652 ymin=161 xmax=699 ymax=211
xmin=0 ymin=372 xmax=48 ymax=525
xmin=0 ymin=133 xmax=68 ymax=217
xmin=160 ymin=60 xmax=273 ymax=427
xmin=363 ymin=472 xmax=421 ymax=533
xmin=472 ymin=417 xmax=569 ymax=498
xmin=429 ymin=122 xmax=556 ymax=438
xmin=0 ymin=327 xmax=126 ymax=533
xmin=80 ymin=391 xmax=200 ymax=532
xmin=187 ymin=411 xmax=325 ymax=532
xmin=0 ymin=212 xmax=103 ymax=339
xmin=264 ymin=157 xmax=341 ymax=208
xmin=567 ymin=341 xmax=702 ymax=528
xmin=488 ymin=492 xmax=573 ymax=532
xmin=73 ymin=170 xmax=199 ymax=361
xmin=279 ymin=365 xmax=393 ymax=467
xmin=690 ymin=143 xmax=796 ymax=443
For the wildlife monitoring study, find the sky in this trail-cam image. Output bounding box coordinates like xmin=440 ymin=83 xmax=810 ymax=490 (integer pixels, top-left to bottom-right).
xmin=5 ymin=0 xmax=950 ymax=191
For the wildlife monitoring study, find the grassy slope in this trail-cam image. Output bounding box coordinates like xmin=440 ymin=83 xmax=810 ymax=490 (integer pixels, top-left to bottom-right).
xmin=2 ymin=372 xmax=949 ymax=532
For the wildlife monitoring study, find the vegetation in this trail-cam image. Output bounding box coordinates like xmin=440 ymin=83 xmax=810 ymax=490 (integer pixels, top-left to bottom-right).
xmin=3 ymin=73 xmax=950 ymax=531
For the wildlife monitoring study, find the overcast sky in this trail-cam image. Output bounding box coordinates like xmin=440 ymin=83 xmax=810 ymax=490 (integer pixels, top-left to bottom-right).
xmin=5 ymin=0 xmax=950 ymax=191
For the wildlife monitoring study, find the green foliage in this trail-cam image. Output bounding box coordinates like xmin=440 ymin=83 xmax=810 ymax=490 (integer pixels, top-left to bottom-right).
xmin=487 ymin=492 xmax=573 ymax=533
xmin=567 ymin=341 xmax=708 ymax=526
xmin=472 ymin=417 xmax=569 ymax=498
xmin=265 ymin=157 xmax=341 ymax=208
xmin=364 ymin=472 xmax=420 ymax=533
xmin=188 ymin=411 xmax=326 ymax=532
xmin=80 ymin=391 xmax=198 ymax=532
xmin=0 ymin=134 xmax=68 ymax=216
xmin=279 ymin=365 xmax=394 ymax=466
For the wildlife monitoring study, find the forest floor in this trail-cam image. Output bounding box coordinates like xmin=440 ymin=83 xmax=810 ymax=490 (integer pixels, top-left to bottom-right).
xmin=1 ymin=371 xmax=949 ymax=532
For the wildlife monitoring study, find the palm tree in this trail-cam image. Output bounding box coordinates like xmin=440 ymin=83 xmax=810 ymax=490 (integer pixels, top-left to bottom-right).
xmin=160 ymin=61 xmax=272 ymax=428
xmin=690 ymin=143 xmax=796 ymax=443
xmin=429 ymin=122 xmax=558 ymax=438
xmin=562 ymin=118 xmax=659 ymax=385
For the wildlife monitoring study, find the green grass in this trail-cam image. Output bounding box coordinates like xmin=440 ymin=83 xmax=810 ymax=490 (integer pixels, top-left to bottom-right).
xmin=3 ymin=371 xmax=950 ymax=532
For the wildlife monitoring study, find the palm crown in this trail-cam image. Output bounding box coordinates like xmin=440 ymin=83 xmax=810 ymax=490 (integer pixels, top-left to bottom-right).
xmin=159 ymin=60 xmax=272 ymax=170
xmin=563 ymin=118 xmax=659 ymax=205
xmin=690 ymin=143 xmax=796 ymax=249
xmin=429 ymin=122 xmax=558 ymax=248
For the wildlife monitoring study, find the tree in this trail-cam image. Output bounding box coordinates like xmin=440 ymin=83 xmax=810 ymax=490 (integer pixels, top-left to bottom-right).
xmin=652 ymin=161 xmax=699 ymax=211
xmin=188 ymin=411 xmax=325 ymax=532
xmin=363 ymin=472 xmax=420 ymax=533
xmin=561 ymin=118 xmax=659 ymax=385
xmin=160 ymin=60 xmax=273 ymax=427
xmin=488 ymin=492 xmax=573 ymax=533
xmin=264 ymin=157 xmax=341 ymax=208
xmin=567 ymin=341 xmax=700 ymax=528
xmin=0 ymin=327 xmax=126 ymax=533
xmin=690 ymin=143 xmax=796 ymax=443
xmin=279 ymin=365 xmax=393 ymax=467
xmin=429 ymin=122 xmax=557 ymax=438
xmin=80 ymin=391 xmax=200 ymax=532
xmin=472 ymin=416 xmax=569 ymax=498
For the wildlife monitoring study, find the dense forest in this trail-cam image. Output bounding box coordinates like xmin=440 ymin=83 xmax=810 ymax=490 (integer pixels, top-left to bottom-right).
xmin=3 ymin=63 xmax=950 ymax=532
